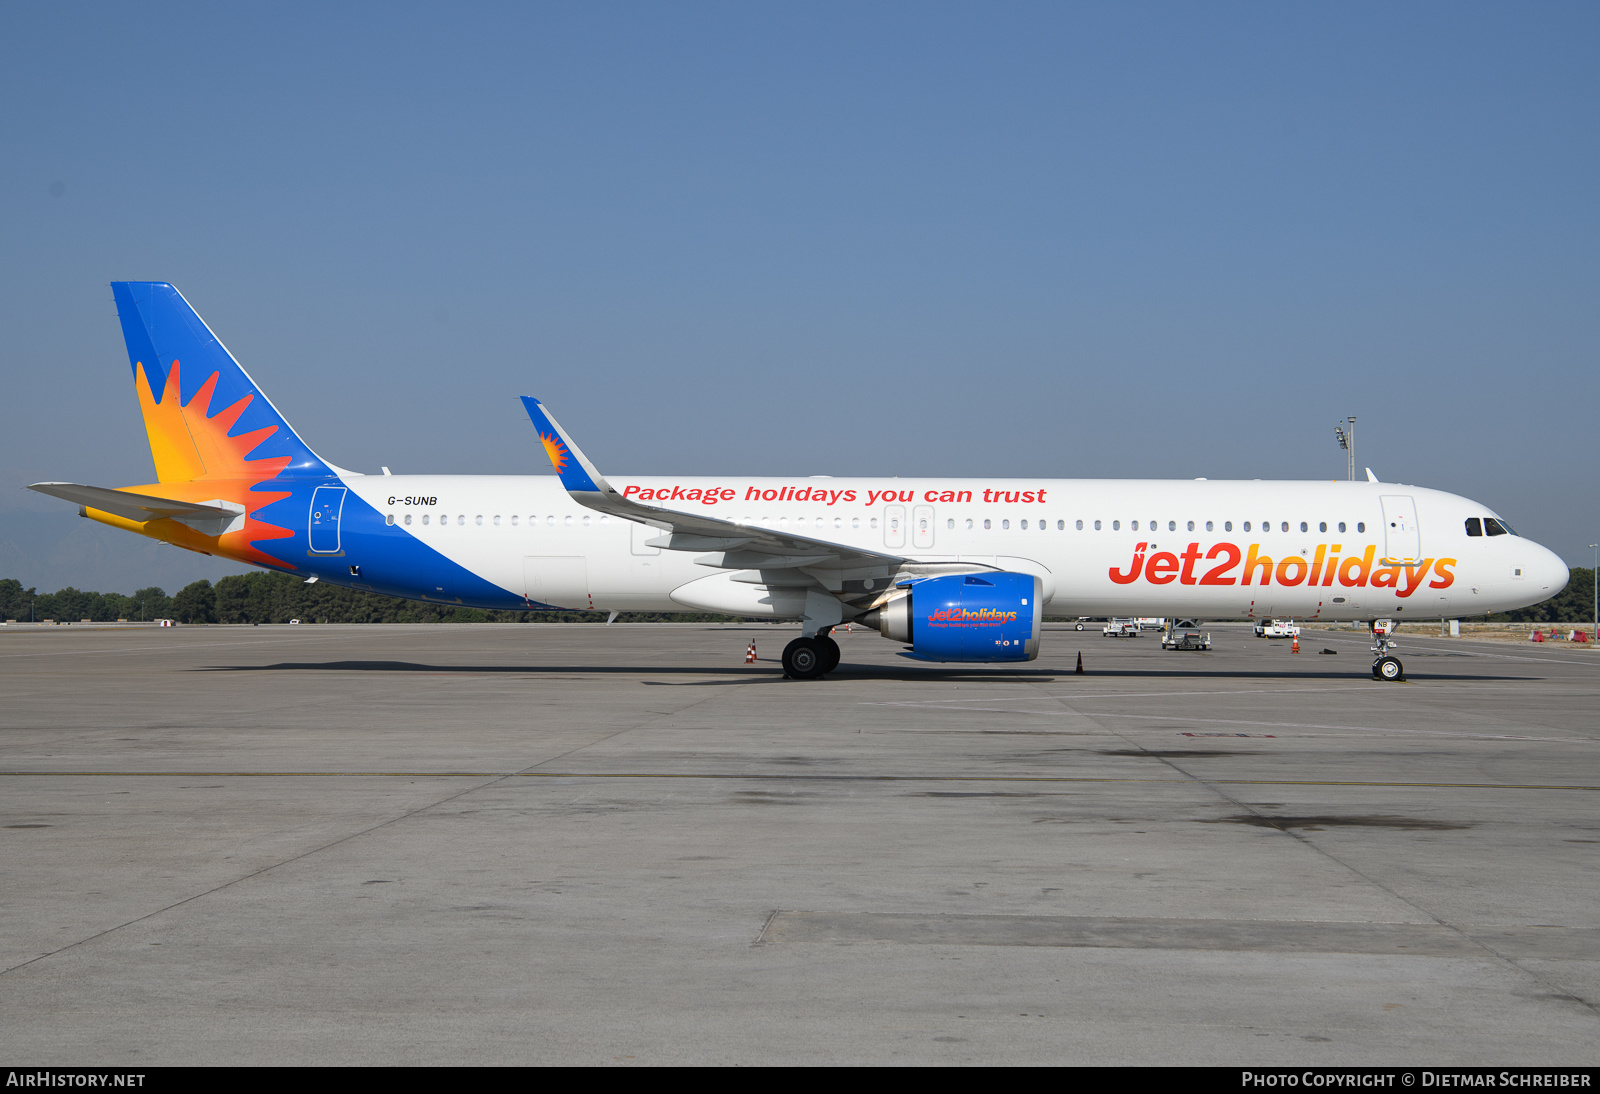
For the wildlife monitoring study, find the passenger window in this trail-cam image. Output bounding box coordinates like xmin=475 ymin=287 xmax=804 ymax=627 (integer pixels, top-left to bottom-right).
xmin=1281 ymin=522 xmax=1289 ymax=533
xmin=966 ymin=518 xmax=973 ymax=530
xmin=1242 ymin=522 xmax=1250 ymax=532
xmin=1020 ymin=520 xmax=1028 ymax=530
xmin=475 ymin=515 xmax=483 ymax=526
xmin=385 ymin=514 xmax=395 ymax=526
xmin=583 ymin=515 xmax=591 ymax=527
xmin=836 ymin=517 xmax=843 ymax=529
xmin=404 ymin=514 xmax=412 ymax=526
xmin=1131 ymin=521 xmax=1139 ymax=531
xmin=1338 ymin=522 xmax=1346 ymax=532
xmin=1465 ymin=517 xmax=1483 ymax=537
xmin=1357 ymin=522 xmax=1365 ymax=533
xmin=1002 ymin=520 xmax=1010 ymax=530
xmin=422 ymin=514 xmax=430 ymax=526
xmin=852 ymin=518 xmax=860 ymax=529
xmin=1484 ymin=518 xmax=1507 ymax=536
xmin=984 ymin=519 xmax=991 ymax=530
xmin=870 ymin=518 xmax=878 ymax=529
xmin=563 ymin=515 xmax=573 ymax=526
xmin=1187 ymin=521 xmax=1195 ymax=531
xmin=1224 ymin=521 xmax=1232 ymax=532
xmin=1094 ymin=520 xmax=1101 ymax=530
xmin=1169 ymin=521 xmax=1177 ymax=531
xmin=1318 ymin=522 xmax=1326 ymax=533
xmin=1299 ymin=522 xmax=1308 ymax=532
xmin=510 ymin=515 xmax=518 ymax=526
xmin=1112 ymin=520 xmax=1121 ymax=531
xmin=1205 ymin=521 xmax=1213 ymax=531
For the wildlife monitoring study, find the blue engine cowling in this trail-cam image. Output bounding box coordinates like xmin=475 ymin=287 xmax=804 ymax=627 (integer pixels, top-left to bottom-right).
xmin=868 ymin=573 xmax=1043 ymax=662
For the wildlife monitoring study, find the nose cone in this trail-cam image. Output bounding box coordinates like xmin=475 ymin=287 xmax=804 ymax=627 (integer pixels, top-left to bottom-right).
xmin=1537 ymin=544 xmax=1570 ymax=596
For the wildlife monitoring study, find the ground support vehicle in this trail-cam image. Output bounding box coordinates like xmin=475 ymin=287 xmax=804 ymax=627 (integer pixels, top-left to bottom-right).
xmin=1162 ymin=620 xmax=1212 ymax=651
xmin=1103 ymin=618 xmax=1140 ymax=638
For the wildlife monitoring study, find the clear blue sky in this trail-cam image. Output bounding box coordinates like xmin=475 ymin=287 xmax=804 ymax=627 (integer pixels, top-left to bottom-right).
xmin=3 ymin=2 xmax=1597 ymax=592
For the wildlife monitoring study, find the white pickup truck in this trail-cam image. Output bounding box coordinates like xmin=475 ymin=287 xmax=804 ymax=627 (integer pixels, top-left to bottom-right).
xmin=1254 ymin=619 xmax=1301 ymax=639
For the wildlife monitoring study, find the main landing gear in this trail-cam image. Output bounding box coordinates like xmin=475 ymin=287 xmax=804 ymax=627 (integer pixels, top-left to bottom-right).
xmin=782 ymin=634 xmax=840 ymax=680
xmin=1369 ymin=619 xmax=1404 ymax=681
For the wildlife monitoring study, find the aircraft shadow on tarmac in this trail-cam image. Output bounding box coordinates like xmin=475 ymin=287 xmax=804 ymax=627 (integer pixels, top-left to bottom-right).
xmin=193 ymin=660 xmax=1523 ymax=684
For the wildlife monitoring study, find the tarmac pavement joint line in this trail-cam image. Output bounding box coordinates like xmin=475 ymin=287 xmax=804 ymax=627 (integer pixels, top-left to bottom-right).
xmin=1023 ymin=678 xmax=1600 ymax=1026
xmin=0 ymin=661 xmax=747 ymax=980
xmin=2 ymin=771 xmax=1599 ymax=790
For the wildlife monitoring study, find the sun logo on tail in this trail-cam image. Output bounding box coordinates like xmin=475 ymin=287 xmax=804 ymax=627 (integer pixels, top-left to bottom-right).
xmin=539 ymin=432 xmax=569 ymax=474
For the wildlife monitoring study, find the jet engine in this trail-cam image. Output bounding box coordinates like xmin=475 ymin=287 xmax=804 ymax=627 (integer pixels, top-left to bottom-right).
xmin=859 ymin=573 xmax=1042 ymax=662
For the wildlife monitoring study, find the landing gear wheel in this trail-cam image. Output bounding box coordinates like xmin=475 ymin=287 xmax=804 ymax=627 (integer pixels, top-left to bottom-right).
xmin=817 ymin=636 xmax=840 ymax=675
xmin=783 ymin=637 xmax=826 ymax=680
xmin=1375 ymin=656 xmax=1404 ymax=681
xmin=1075 ymin=623 xmax=1085 ymax=631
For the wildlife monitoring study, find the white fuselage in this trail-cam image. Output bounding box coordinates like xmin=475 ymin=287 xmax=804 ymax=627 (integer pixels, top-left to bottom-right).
xmin=342 ymin=474 xmax=1567 ymax=621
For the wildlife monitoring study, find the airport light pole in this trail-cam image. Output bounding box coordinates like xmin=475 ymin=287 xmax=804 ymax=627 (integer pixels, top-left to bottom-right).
xmin=1334 ymin=417 xmax=1356 ymax=481
xmin=1591 ymin=544 xmax=1598 ymax=645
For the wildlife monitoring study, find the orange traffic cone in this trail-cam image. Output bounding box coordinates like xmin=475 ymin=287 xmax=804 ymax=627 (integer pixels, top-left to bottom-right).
xmin=745 ymin=640 xmax=757 ymax=664
xmin=1291 ymin=634 xmax=1300 ymax=654
xmin=1075 ymin=651 xmax=1084 ymax=674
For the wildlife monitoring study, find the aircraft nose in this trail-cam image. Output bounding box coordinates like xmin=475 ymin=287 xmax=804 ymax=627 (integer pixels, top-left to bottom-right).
xmin=1536 ymin=545 xmax=1569 ymax=595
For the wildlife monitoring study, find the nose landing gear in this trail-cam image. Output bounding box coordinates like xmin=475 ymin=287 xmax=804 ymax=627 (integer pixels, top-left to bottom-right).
xmin=1370 ymin=619 xmax=1404 ymax=681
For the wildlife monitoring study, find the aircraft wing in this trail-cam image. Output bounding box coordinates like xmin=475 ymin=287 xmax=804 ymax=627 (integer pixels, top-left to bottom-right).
xmin=520 ymin=397 xmax=916 ymax=585
xmin=28 ymin=482 xmax=241 ymax=527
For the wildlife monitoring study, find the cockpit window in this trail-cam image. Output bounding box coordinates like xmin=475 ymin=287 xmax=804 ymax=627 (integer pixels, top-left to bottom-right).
xmin=1465 ymin=517 xmax=1483 ymax=537
xmin=1484 ymin=518 xmax=1509 ymax=537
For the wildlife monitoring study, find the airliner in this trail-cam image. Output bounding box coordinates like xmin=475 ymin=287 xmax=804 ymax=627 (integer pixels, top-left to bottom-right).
xmin=30 ymin=282 xmax=1569 ymax=681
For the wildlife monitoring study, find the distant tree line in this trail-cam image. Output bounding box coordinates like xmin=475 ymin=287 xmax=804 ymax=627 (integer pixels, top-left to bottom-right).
xmin=4 ymin=565 xmax=1593 ymax=626
xmin=0 ymin=573 xmax=753 ymax=625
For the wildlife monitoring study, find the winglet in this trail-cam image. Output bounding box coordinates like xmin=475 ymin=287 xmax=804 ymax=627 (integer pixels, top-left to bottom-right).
xmin=1365 ymin=467 xmax=1379 ymax=483
xmin=520 ymin=396 xmax=606 ymax=496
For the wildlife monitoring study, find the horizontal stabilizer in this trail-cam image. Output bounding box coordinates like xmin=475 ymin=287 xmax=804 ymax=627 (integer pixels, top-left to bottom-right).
xmin=29 ymin=482 xmax=243 ymax=532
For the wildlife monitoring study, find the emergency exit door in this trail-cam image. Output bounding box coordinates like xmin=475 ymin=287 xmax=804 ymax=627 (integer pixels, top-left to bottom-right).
xmin=308 ymin=486 xmax=347 ymax=554
xmin=1379 ymin=495 xmax=1420 ymax=563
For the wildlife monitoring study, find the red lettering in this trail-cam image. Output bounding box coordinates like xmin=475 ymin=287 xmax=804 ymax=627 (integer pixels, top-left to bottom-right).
xmin=1200 ymin=542 xmax=1240 ymax=585
xmin=1275 ymin=556 xmax=1308 ymax=586
xmin=623 ymin=485 xmax=640 ymax=498
xmin=1339 ymin=546 xmax=1375 ymax=587
xmin=1308 ymin=545 xmax=1326 ymax=585
xmin=1396 ymin=560 xmax=1434 ymax=597
xmin=1242 ymin=545 xmax=1273 ymax=586
xmin=1179 ymin=542 xmax=1203 ymax=585
xmin=745 ymin=486 xmax=760 ymax=501
xmin=1109 ymin=543 xmax=1147 ymax=585
xmin=956 ymin=490 xmax=971 ymax=503
xmin=1146 ymin=552 xmax=1180 ymax=584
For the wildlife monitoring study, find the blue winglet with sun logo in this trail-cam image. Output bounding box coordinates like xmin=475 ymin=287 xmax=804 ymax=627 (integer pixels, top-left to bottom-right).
xmin=520 ymin=396 xmax=604 ymax=495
